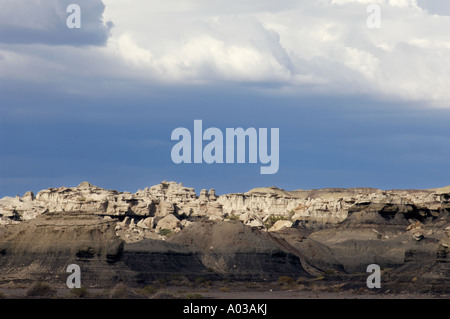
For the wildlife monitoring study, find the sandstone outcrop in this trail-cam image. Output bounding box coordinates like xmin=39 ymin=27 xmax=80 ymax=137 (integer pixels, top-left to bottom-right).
xmin=269 ymin=220 xmax=293 ymax=232
xmin=2 ymin=181 xmax=448 ymax=235
xmin=0 ymin=181 xmax=449 ymax=291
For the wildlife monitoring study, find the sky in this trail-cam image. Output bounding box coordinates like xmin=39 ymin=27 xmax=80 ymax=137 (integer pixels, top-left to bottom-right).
xmin=1 ymin=0 xmax=450 ymax=197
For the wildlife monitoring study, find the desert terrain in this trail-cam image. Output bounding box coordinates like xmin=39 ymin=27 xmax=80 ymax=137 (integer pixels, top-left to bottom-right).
xmin=0 ymin=181 xmax=448 ymax=298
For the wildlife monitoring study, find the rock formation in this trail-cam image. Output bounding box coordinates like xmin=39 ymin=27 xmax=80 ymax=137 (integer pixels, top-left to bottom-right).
xmin=0 ymin=181 xmax=449 ymax=291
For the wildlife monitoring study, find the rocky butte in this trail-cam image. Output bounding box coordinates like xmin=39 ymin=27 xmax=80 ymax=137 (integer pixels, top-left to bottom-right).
xmin=0 ymin=181 xmax=448 ymax=293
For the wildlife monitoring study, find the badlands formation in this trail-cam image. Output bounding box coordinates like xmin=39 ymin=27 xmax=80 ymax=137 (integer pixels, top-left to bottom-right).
xmin=0 ymin=181 xmax=449 ymax=293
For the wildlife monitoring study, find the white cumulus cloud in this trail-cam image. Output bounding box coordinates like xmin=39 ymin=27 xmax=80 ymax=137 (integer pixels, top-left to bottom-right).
xmin=2 ymin=0 xmax=450 ymax=107
xmin=98 ymin=0 xmax=450 ymax=106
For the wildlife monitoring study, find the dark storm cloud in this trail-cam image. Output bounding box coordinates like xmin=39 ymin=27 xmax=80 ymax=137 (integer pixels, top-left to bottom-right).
xmin=1 ymin=84 xmax=450 ymax=197
xmin=0 ymin=0 xmax=112 ymax=46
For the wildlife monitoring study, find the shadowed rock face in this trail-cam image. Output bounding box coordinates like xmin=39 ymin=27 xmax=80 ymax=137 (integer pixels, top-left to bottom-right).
xmin=120 ymin=220 xmax=309 ymax=285
xmin=0 ymin=214 xmax=309 ymax=287
xmin=0 ymin=211 xmax=127 ymax=287
xmin=167 ymin=220 xmax=309 ymax=280
xmin=0 ymin=181 xmax=449 ymax=290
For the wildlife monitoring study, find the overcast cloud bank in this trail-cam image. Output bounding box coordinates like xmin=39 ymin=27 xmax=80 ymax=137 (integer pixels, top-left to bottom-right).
xmin=0 ymin=0 xmax=450 ymax=106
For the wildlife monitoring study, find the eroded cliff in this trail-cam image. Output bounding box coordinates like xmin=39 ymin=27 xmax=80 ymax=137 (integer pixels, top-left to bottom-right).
xmin=0 ymin=181 xmax=449 ymax=291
